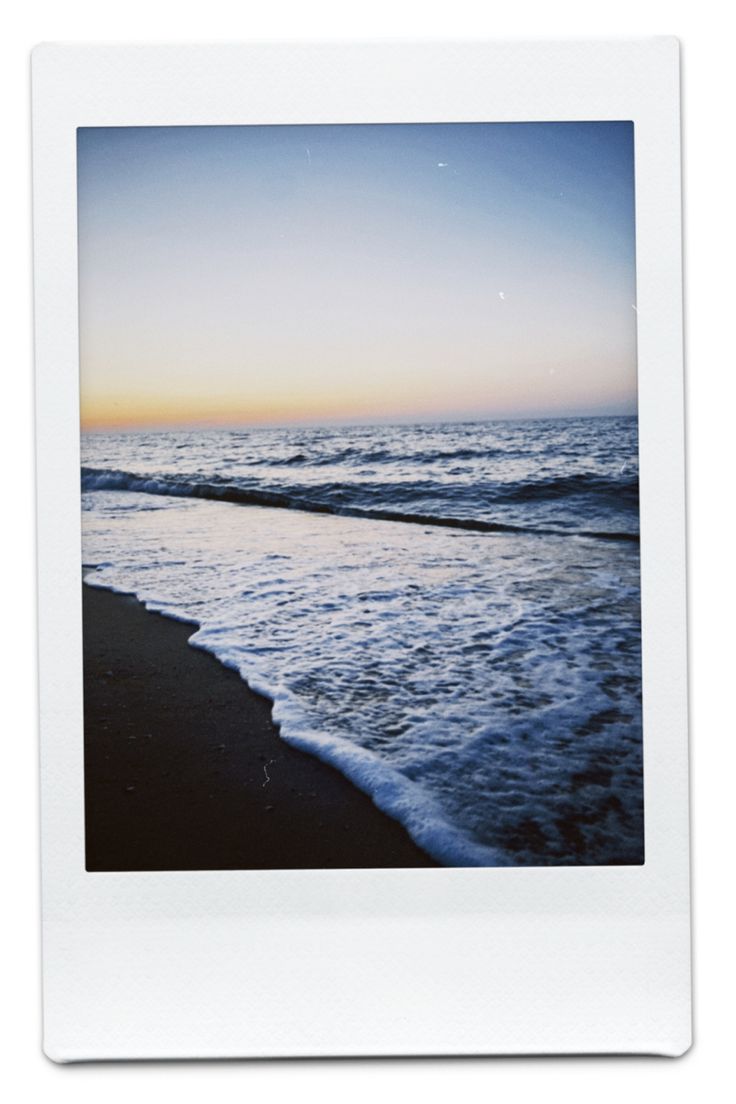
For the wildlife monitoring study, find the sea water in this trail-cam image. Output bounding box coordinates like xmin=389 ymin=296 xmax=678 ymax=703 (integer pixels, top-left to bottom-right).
xmin=81 ymin=417 xmax=643 ymax=866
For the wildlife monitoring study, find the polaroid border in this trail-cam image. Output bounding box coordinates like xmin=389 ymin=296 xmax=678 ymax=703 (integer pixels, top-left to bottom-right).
xmin=33 ymin=39 xmax=690 ymax=1060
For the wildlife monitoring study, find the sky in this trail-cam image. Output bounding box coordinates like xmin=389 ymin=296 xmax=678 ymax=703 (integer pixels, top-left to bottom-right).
xmin=77 ymin=122 xmax=637 ymax=430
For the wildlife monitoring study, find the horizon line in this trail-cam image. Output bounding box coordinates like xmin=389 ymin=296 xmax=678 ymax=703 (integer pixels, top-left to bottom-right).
xmin=80 ymin=408 xmax=638 ymax=434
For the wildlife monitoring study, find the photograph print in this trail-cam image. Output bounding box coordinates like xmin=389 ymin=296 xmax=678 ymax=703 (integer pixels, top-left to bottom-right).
xmin=78 ymin=121 xmax=643 ymax=871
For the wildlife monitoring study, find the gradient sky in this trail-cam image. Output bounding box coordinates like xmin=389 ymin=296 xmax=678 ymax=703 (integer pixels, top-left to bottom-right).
xmin=77 ymin=122 xmax=637 ymax=430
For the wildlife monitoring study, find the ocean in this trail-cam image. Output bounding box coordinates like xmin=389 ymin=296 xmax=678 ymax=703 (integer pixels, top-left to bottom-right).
xmin=81 ymin=416 xmax=644 ymax=867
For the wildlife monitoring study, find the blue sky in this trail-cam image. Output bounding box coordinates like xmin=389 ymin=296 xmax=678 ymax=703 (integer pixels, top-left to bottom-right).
xmin=77 ymin=122 xmax=637 ymax=428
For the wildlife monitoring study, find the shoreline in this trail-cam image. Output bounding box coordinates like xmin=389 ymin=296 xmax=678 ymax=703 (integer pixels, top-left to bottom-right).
xmin=83 ymin=579 xmax=436 ymax=870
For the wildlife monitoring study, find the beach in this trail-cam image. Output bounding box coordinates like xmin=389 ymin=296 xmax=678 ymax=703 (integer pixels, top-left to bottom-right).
xmin=83 ymin=579 xmax=436 ymax=870
xmin=75 ymin=122 xmax=644 ymax=872
xmin=81 ymin=417 xmax=644 ymax=867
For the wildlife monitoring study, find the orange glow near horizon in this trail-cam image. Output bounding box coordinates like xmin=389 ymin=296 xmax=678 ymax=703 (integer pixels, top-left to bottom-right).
xmin=79 ymin=354 xmax=637 ymax=432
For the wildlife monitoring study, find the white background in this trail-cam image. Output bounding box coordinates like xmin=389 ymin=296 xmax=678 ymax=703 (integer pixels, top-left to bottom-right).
xmin=1 ymin=0 xmax=733 ymax=1097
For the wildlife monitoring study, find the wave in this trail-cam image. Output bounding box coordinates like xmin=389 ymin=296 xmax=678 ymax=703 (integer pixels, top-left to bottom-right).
xmin=252 ymin=444 xmax=508 ymax=467
xmin=84 ymin=570 xmax=511 ymax=867
xmin=81 ymin=466 xmax=639 ymax=543
xmin=487 ymin=471 xmax=639 ymax=506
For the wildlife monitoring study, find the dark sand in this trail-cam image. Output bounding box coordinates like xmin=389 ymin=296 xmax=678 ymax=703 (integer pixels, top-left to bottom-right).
xmin=83 ymin=580 xmax=435 ymax=870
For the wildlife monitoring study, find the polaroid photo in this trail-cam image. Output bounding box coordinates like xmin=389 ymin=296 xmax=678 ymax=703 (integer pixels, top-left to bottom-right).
xmin=32 ymin=39 xmax=691 ymax=1060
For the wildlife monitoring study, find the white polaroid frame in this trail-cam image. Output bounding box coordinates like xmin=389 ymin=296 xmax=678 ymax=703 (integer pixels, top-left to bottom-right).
xmin=33 ymin=40 xmax=690 ymax=1060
